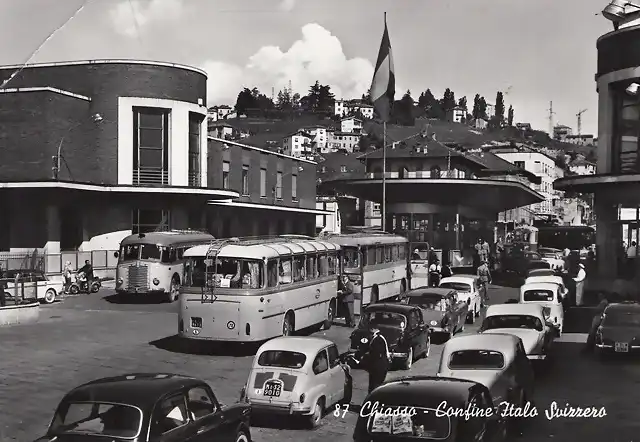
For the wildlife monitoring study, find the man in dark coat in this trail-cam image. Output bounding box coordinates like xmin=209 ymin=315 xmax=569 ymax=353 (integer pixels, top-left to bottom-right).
xmin=583 ymin=292 xmax=609 ymax=353
xmin=362 ymin=328 xmax=391 ymax=393
xmin=339 ymin=275 xmax=356 ymax=327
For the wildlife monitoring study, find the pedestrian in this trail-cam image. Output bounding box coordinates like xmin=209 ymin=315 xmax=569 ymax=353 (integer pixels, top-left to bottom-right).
xmin=477 ymin=260 xmax=492 ymax=305
xmin=362 ymin=328 xmax=390 ymax=393
xmin=63 ymin=260 xmax=73 ymax=294
xmin=428 ymin=259 xmax=442 ymax=287
xmin=627 ymin=241 xmax=637 ymax=277
xmin=441 ymin=259 xmax=453 ymax=278
xmin=0 ymin=264 xmax=5 ymax=307
xmin=474 ymin=239 xmax=482 ymax=270
xmin=480 ymin=239 xmax=490 ymax=264
xmin=583 ymin=292 xmax=609 ymax=353
xmin=339 ymin=274 xmax=356 ymax=327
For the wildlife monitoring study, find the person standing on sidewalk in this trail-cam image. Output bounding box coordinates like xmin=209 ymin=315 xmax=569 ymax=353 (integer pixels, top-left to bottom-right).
xmin=583 ymin=292 xmax=609 ymax=353
xmin=477 ymin=260 xmax=492 ymax=306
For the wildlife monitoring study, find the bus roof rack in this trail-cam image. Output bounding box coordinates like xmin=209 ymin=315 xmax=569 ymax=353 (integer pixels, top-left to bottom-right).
xmin=205 ymin=235 xmax=319 ymax=248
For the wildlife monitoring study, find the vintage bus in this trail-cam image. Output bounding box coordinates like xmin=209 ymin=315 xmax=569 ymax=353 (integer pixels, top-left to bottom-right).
xmin=114 ymin=230 xmax=214 ymax=302
xmin=323 ymin=232 xmax=410 ymax=315
xmin=178 ymin=237 xmax=340 ymax=342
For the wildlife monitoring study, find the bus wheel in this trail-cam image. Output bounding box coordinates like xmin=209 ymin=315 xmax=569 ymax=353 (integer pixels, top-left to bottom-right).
xmin=324 ymin=299 xmax=335 ymax=330
xmin=371 ymin=286 xmax=379 ymax=304
xmin=283 ymin=312 xmax=294 ymax=336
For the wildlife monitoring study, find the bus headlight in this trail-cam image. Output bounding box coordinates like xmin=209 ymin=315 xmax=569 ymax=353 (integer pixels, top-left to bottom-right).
xmin=153 ymin=278 xmax=160 ymax=286
xmin=117 ymin=278 xmax=123 ymax=286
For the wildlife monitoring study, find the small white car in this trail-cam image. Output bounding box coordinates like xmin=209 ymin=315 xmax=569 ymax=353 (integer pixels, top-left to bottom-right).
xmin=241 ymin=337 xmax=351 ymax=428
xmin=538 ymin=248 xmax=564 ymax=271
xmin=479 ymin=303 xmax=555 ymax=362
xmin=439 ymin=275 xmax=482 ymax=323
xmin=3 ymin=269 xmax=64 ymax=304
xmin=524 ymin=275 xmax=568 ymax=301
xmin=520 ymin=282 xmax=564 ymax=336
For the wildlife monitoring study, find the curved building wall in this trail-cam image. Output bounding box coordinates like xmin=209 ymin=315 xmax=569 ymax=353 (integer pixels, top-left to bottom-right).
xmin=0 ymin=61 xmax=207 ymax=185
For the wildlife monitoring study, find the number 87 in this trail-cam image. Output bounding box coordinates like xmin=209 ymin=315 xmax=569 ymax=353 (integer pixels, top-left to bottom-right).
xmin=334 ymin=403 xmax=350 ymax=417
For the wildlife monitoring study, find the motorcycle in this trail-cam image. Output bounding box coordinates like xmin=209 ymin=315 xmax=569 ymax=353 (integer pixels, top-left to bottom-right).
xmin=68 ymin=272 xmax=101 ymax=294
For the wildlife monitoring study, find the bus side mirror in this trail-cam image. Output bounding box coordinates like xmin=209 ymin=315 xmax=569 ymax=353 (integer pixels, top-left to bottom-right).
xmin=114 ymin=251 xmax=119 ymax=258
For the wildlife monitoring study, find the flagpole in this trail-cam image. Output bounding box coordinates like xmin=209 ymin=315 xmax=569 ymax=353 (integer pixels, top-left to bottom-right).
xmin=382 ymin=121 xmax=387 ymax=232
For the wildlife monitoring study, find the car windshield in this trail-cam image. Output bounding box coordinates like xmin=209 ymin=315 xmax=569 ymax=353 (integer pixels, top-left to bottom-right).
xmin=343 ymin=247 xmax=361 ymax=272
xmin=184 ymin=257 xmax=264 ymax=289
xmin=257 ymin=350 xmax=306 ymax=368
xmin=482 ymin=315 xmax=542 ymax=331
xmin=408 ymin=295 xmax=446 ymax=311
xmin=49 ymin=402 xmax=142 ymax=438
xmin=448 ymin=350 xmax=505 ymax=369
xmin=367 ymin=406 xmax=451 ymax=439
xmin=118 ymin=243 xmax=165 ymax=262
xmin=523 ymin=289 xmax=555 ymax=302
xmin=440 ymin=282 xmax=471 ymax=292
xmin=602 ymin=311 xmax=640 ymax=327
xmin=361 ymin=311 xmax=407 ymax=329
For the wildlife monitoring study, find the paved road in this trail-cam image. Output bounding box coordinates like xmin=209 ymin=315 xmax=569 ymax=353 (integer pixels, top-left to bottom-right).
xmin=0 ymin=285 xmax=637 ymax=441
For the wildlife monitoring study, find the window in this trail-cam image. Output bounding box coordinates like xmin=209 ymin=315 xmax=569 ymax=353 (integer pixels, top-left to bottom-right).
xmin=612 ymin=86 xmax=640 ymax=173
xmin=150 ymin=394 xmax=188 ymax=436
xmin=184 ymin=257 xmax=263 ymax=289
xmin=260 ymin=168 xmax=267 ymax=197
xmin=242 ymin=165 xmax=249 ymax=195
xmin=50 ymin=402 xmax=142 ymax=439
xmin=267 ymin=259 xmax=278 ymax=287
xmin=187 ymin=387 xmax=217 ymax=419
xmin=293 ymin=256 xmax=306 ymax=282
xmin=188 ymin=113 xmax=202 ymax=187
xmin=133 ymin=107 xmax=169 ymax=186
xmin=328 ymin=345 xmax=340 ymax=368
xmin=279 ymin=258 xmax=292 ymax=284
xmin=276 ymin=171 xmax=283 ymax=199
xmin=514 ymin=161 xmax=525 ymax=169
xmin=132 ymin=209 xmax=170 ymax=234
xmin=312 ymin=350 xmax=329 ymax=374
xmin=222 ymin=161 xmax=230 ymax=189
xmin=318 ymin=254 xmax=329 ymax=276
xmin=306 ymin=255 xmax=317 ymax=279
xmin=291 ymin=174 xmax=297 ymax=200
xmin=430 ymin=165 xmax=441 ymax=178
xmin=327 ymin=253 xmax=336 ymax=275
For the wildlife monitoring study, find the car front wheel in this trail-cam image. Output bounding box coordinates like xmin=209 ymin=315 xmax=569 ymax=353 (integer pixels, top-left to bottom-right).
xmin=234 ymin=429 xmax=251 ymax=442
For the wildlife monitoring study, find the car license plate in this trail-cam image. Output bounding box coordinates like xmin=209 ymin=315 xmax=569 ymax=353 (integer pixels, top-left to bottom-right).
xmin=263 ymin=382 xmax=282 ymax=397
xmin=191 ymin=317 xmax=202 ymax=328
xmin=615 ymin=342 xmax=629 ymax=353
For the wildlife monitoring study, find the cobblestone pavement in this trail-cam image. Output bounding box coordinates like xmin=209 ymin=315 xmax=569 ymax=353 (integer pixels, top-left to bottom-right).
xmin=0 ymin=286 xmax=638 ymax=441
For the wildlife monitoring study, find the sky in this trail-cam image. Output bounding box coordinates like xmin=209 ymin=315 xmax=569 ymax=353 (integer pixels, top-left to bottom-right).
xmin=0 ymin=0 xmax=612 ymax=135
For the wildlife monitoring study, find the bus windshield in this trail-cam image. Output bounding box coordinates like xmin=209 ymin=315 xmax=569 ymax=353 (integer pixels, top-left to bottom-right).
xmin=184 ymin=257 xmax=264 ymax=289
xmin=342 ymin=247 xmax=361 ymax=272
xmin=538 ymin=227 xmax=595 ymax=250
xmin=119 ymin=244 xmax=165 ymax=262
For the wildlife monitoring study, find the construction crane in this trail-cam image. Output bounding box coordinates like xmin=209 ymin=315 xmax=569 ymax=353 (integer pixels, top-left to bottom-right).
xmin=548 ymin=101 xmax=556 ymax=137
xmin=577 ymin=109 xmax=587 ymax=135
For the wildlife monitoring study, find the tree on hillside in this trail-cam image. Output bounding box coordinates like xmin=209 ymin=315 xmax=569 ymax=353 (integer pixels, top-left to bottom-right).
xmin=362 ymin=88 xmax=372 ymax=104
xmin=441 ymin=88 xmax=456 ymax=112
xmin=234 ymin=87 xmax=274 ymax=115
xmin=392 ymin=91 xmax=416 ymax=126
xmin=495 ymin=91 xmax=505 ymax=124
xmin=403 ymin=90 xmax=414 ymax=104
xmin=417 ymin=89 xmax=443 ymax=119
xmin=478 ymin=96 xmax=487 ymax=120
xmin=458 ymin=96 xmax=467 ymax=112
xmin=302 ymin=81 xmax=335 ymax=112
xmin=507 ymin=105 xmax=514 ymax=126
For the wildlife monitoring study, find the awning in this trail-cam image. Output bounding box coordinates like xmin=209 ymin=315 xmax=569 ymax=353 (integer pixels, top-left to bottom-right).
xmin=208 ymin=200 xmax=333 ymax=215
xmin=554 ymin=174 xmax=640 ymax=193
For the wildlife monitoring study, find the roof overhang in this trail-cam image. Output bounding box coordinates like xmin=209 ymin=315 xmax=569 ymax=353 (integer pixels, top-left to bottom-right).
xmin=323 ymin=177 xmax=544 ymax=213
xmin=554 ymin=174 xmax=640 ymax=193
xmin=208 ymin=200 xmax=333 ymax=215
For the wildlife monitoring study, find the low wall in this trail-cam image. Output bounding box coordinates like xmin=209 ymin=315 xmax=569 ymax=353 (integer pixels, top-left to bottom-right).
xmin=0 ymin=302 xmax=39 ymax=326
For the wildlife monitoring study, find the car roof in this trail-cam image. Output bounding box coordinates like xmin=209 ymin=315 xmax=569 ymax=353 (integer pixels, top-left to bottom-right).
xmin=63 ymin=373 xmax=205 ymax=410
xmin=525 ymin=276 xmax=562 ymax=284
xmin=363 ymin=303 xmax=416 ymax=314
xmin=528 ymin=269 xmax=555 ymax=276
xmin=521 ymin=282 xmax=559 ymax=291
xmin=605 ymin=302 xmax=640 ymax=313
xmin=485 ymin=303 xmax=544 ymax=318
xmin=366 ymin=376 xmax=478 ymax=409
xmin=443 ymin=333 xmax=519 ymax=355
xmin=257 ymin=336 xmax=333 ymax=354
xmin=406 ymin=287 xmax=455 ymax=298
xmin=440 ymin=275 xmax=477 ymax=284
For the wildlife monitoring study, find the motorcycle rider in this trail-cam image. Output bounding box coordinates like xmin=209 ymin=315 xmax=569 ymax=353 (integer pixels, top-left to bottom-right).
xmin=78 ymin=260 xmax=94 ymax=289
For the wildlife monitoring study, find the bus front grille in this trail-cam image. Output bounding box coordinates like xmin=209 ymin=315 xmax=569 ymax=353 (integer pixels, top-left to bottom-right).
xmin=128 ymin=265 xmax=149 ymax=291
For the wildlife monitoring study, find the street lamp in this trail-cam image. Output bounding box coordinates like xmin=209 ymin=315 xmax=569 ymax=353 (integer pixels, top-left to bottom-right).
xmin=52 ymin=113 xmax=103 ymax=180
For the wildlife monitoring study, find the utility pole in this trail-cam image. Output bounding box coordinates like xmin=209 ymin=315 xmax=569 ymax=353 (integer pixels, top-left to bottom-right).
xmin=576 ymin=109 xmax=587 ymax=135
xmin=548 ymin=101 xmax=556 ymax=138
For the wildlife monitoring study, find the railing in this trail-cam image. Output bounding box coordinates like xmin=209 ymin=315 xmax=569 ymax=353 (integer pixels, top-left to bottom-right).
xmin=0 ymin=250 xmax=118 ymax=275
xmin=188 ymin=170 xmax=201 ymax=187
xmin=133 ymin=168 xmax=169 ymax=186
xmin=361 ymin=171 xmax=529 ymax=185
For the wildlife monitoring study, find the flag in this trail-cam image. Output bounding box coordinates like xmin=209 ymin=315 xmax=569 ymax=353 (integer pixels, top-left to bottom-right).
xmin=370 ymin=13 xmax=395 ymax=122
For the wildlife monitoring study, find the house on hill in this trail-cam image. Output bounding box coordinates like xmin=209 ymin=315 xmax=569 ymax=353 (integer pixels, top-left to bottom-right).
xmin=569 ymin=158 xmax=596 ymax=175
xmin=446 ymin=106 xmax=466 ymax=123
xmin=208 ymin=121 xmax=249 ymax=140
xmin=334 ymin=99 xmax=374 ymax=119
xmin=282 ymin=130 xmax=314 ymax=159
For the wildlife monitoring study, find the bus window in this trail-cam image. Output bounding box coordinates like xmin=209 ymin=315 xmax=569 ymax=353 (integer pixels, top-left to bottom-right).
xmin=141 ymin=244 xmax=162 ymax=260
xmin=391 ymin=245 xmax=398 ymax=262
xmin=161 ymin=247 xmax=177 ymax=264
xmin=384 ymin=246 xmax=391 ymax=263
xmin=399 ymin=244 xmax=406 ymax=260
xmin=267 ymin=260 xmax=278 ymax=287
xmin=293 ymin=256 xmax=306 ymax=282
xmin=242 ymin=261 xmax=263 ymax=289
xmin=366 ymin=247 xmax=375 ymax=266
xmin=318 ymin=254 xmax=329 ymax=277
xmin=376 ymin=246 xmax=384 ymax=264
xmin=120 ymin=245 xmax=141 ymax=262
xmin=279 ymin=258 xmax=293 ymax=284
xmin=176 ymin=247 xmax=185 ymax=259
xmin=343 ymin=248 xmax=360 ymax=270
xmin=306 ymin=255 xmax=317 ymax=279
xmin=327 ymin=253 xmax=337 ymax=276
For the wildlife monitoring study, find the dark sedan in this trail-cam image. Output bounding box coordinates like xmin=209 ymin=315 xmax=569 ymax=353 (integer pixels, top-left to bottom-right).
xmin=34 ymin=373 xmax=251 ymax=442
xmin=595 ymin=302 xmax=640 ymax=359
xmin=350 ymin=303 xmax=431 ymax=370
xmin=404 ymin=287 xmax=468 ymax=340
xmin=353 ymin=376 xmax=508 ymax=441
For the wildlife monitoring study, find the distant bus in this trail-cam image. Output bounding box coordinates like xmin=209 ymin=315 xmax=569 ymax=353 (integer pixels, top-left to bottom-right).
xmin=178 ymin=236 xmax=340 ymax=342
xmin=323 ymin=232 xmax=409 ymax=315
xmin=115 ymin=230 xmax=214 ymax=302
xmin=537 ymin=226 xmax=595 ymax=252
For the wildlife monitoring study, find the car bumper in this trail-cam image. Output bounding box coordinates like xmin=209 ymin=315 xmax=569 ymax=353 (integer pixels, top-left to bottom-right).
xmin=429 ymin=327 xmax=449 ymax=334
xmin=249 ymin=400 xmax=311 ymax=415
xmin=527 ymin=354 xmax=547 ymax=360
xmin=596 ymin=343 xmax=640 ymax=351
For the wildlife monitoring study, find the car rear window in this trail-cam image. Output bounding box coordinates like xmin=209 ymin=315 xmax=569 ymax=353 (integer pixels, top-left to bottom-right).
xmin=523 ymin=290 xmax=554 ymax=302
xmin=362 ymin=312 xmax=407 ymax=329
xmin=367 ymin=406 xmax=451 ymax=439
xmin=257 ymin=350 xmax=306 ymax=369
xmin=603 ymin=311 xmax=640 ymax=327
xmin=439 ymin=282 xmax=471 ymax=292
xmin=50 ymin=402 xmax=142 ymax=438
xmin=528 ymin=261 xmax=551 ymax=269
xmin=448 ymin=350 xmax=504 ymax=369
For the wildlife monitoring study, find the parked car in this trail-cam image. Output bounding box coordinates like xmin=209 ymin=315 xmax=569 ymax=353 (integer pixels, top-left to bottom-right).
xmin=520 ymin=282 xmax=564 ymax=335
xmin=527 ymin=268 xmax=556 ymax=278
xmin=241 ymin=337 xmax=350 ymax=428
xmin=33 ymin=373 xmax=251 ymax=442
xmin=439 ymin=275 xmax=482 ymax=322
xmin=479 ymin=304 xmax=555 ymax=363
xmin=353 ymin=376 xmax=508 ymax=441
xmin=437 ymin=334 xmax=534 ymax=414
xmin=524 ymin=275 xmax=569 ymax=302
xmin=404 ymin=288 xmax=467 ymax=341
xmin=538 ymin=247 xmax=565 ymax=271
xmin=2 ymin=269 xmax=63 ymax=304
xmin=595 ymin=301 xmax=640 ymax=359
xmin=350 ymin=303 xmax=431 ymax=370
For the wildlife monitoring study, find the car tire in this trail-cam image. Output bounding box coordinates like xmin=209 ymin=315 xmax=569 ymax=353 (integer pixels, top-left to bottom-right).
xmin=234 ymin=429 xmax=251 ymax=442
xmin=43 ymin=289 xmax=56 ymax=304
xmin=308 ymin=398 xmax=324 ymax=429
xmin=69 ymin=284 xmax=79 ymax=295
xmin=402 ymin=346 xmax=413 ymax=370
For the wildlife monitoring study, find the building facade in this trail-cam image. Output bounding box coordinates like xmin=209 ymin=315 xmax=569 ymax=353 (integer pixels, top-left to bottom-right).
xmin=446 ymin=106 xmax=466 ymax=123
xmin=340 ymin=117 xmax=363 ymax=134
xmin=328 ymin=132 xmax=360 ymax=153
xmin=569 ymin=159 xmax=597 ymax=175
xmin=564 ymin=134 xmax=596 ymax=146
xmin=553 ymin=124 xmax=573 ymax=140
xmin=282 ymin=130 xmax=313 ymax=159
xmin=334 ymin=100 xmax=374 ymax=119
xmin=0 ymin=60 xmax=324 ymax=254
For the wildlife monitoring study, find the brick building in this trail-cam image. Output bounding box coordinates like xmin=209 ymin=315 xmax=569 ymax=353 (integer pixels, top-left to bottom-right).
xmin=0 ymin=59 xmax=324 ymax=253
